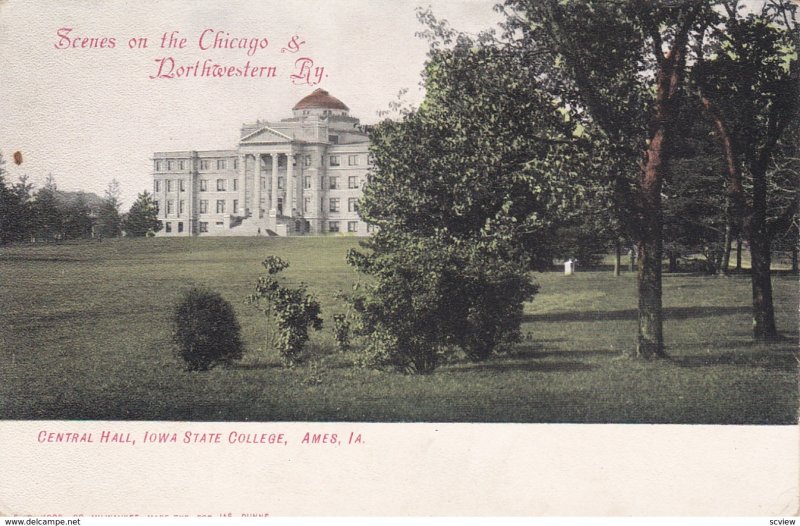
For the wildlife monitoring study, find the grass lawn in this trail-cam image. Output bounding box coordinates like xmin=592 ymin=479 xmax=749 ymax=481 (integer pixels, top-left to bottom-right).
xmin=0 ymin=237 xmax=796 ymax=423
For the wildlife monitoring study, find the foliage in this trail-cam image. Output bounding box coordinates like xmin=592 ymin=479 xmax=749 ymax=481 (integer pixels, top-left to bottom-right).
xmin=246 ymin=256 xmax=323 ymax=366
xmin=346 ymin=235 xmax=538 ymax=373
xmin=0 ymin=152 xmax=26 ymax=244
xmin=95 ymin=179 xmax=122 ymax=238
xmin=171 ymin=287 xmax=244 ymax=371
xmin=332 ymin=314 xmax=351 ymax=353
xmin=124 ymin=191 xmax=162 ymax=237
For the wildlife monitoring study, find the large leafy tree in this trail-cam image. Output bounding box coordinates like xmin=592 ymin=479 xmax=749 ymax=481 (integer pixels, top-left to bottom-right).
xmin=500 ymin=0 xmax=712 ymax=358
xmin=694 ymin=0 xmax=798 ymax=340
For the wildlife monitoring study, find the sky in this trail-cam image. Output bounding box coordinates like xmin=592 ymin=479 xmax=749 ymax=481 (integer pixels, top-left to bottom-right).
xmin=0 ymin=0 xmax=502 ymax=207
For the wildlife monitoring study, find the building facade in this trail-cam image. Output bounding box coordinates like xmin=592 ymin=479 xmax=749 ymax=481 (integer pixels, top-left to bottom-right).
xmin=152 ymin=89 xmax=373 ymax=236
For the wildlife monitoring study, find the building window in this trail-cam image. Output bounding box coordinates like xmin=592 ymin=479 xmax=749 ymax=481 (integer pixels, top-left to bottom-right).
xmin=304 ymin=155 xmax=312 ymax=167
xmin=217 ymin=179 xmax=226 ymax=191
xmin=216 ymin=200 xmax=226 ymax=214
xmin=165 ymin=221 xmax=172 ymax=233
xmin=179 ymin=160 xmax=186 ymax=170
xmin=367 ymin=153 xmax=375 ymax=165
xmin=328 ymin=221 xmax=340 ymax=232
xmin=167 ymin=200 xmax=174 ymax=215
xmin=303 ymin=197 xmax=311 ymax=213
xmin=348 ymin=197 xmax=359 ymax=213
xmin=179 ymin=179 xmax=185 ymax=192
xmin=199 ymin=200 xmax=208 ymax=214
xmin=233 ymin=178 xmax=238 ymax=191
xmin=278 ymin=177 xmax=284 ymax=190
xmin=329 ymin=198 xmax=340 ymax=212
xmin=179 ymin=200 xmax=185 ymax=215
xmin=233 ymin=199 xmax=238 ymax=214
xmin=348 ymin=155 xmax=359 ymax=166
xmin=319 ymin=177 xmax=326 ymax=190
xmin=217 ymin=159 xmax=226 ymax=170
xmin=178 ymin=222 xmax=184 ymax=233
xmin=215 ymin=221 xmax=224 ymax=227
xmin=199 ymin=222 xmax=208 ymax=233
xmin=329 ymin=155 xmax=340 ymax=167
xmin=328 ymin=135 xmax=339 ymax=144
xmin=200 ymin=179 xmax=208 ymax=192
xmin=366 ymin=223 xmax=377 ymax=233
xmin=167 ymin=160 xmax=174 ymax=171
xmin=329 ymin=176 xmax=339 ymax=190
xmin=348 ymin=176 xmax=358 ymax=189
xmin=154 ymin=180 xmax=161 ymax=193
xmin=303 ymin=176 xmax=311 ymax=189
xmin=348 ymin=221 xmax=358 ymax=233
xmin=166 ymin=180 xmax=173 ymax=192
xmin=153 ymin=200 xmax=159 ymax=213
xmin=200 ymin=160 xmax=210 ymax=170
xmin=233 ymin=158 xmax=239 ymax=170
xmin=155 ymin=160 xmax=162 ymax=171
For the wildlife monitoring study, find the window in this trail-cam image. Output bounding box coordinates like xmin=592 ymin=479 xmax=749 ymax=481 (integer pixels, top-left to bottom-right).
xmin=348 ymin=197 xmax=358 ymax=213
xmin=179 ymin=179 xmax=185 ymax=192
xmin=199 ymin=222 xmax=208 ymax=233
xmin=153 ymin=200 xmax=159 ymax=213
xmin=329 ymin=135 xmax=339 ymax=144
xmin=303 ymin=197 xmax=311 ymax=213
xmin=328 ymin=221 xmax=340 ymax=233
xmin=165 ymin=221 xmax=172 ymax=233
xmin=233 ymin=200 xmax=238 ymax=214
xmin=178 ymin=160 xmax=185 ymax=170
xmin=216 ymin=179 xmax=226 ymax=191
xmin=199 ymin=200 xmax=208 ymax=214
xmin=367 ymin=153 xmax=375 ymax=165
xmin=278 ymin=177 xmax=284 ymax=190
xmin=216 ymin=200 xmax=226 ymax=213
xmin=348 ymin=155 xmax=359 ymax=166
xmin=303 ymin=176 xmax=311 ymax=189
xmin=154 ymin=180 xmax=161 ymax=193
xmin=167 ymin=160 xmax=174 ymax=171
xmin=166 ymin=200 xmax=174 ymax=215
xmin=329 ymin=198 xmax=340 ymax=212
xmin=348 ymin=221 xmax=358 ymax=233
xmin=217 ymin=159 xmax=226 ymax=170
xmin=319 ymin=177 xmax=326 ymax=190
xmin=200 ymin=179 xmax=208 ymax=192
xmin=215 ymin=221 xmax=224 ymax=227
xmin=233 ymin=158 xmax=239 ymax=170
xmin=329 ymin=155 xmax=340 ymax=167
xmin=304 ymin=155 xmax=312 ymax=167
xmin=329 ymin=177 xmax=339 ymax=190
xmin=179 ymin=200 xmax=185 ymax=215
xmin=178 ymin=222 xmax=184 ymax=233
xmin=200 ymin=160 xmax=210 ymax=170
xmin=233 ymin=179 xmax=238 ymax=191
xmin=367 ymin=223 xmax=377 ymax=233
xmin=348 ymin=176 xmax=358 ymax=189
xmin=166 ymin=180 xmax=173 ymax=193
xmin=155 ymin=161 xmax=161 ymax=171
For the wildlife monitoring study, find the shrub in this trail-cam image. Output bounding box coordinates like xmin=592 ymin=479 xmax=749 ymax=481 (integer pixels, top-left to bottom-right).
xmin=172 ymin=287 xmax=243 ymax=371
xmin=332 ymin=314 xmax=351 ymax=353
xmin=246 ymin=256 xmax=323 ymax=366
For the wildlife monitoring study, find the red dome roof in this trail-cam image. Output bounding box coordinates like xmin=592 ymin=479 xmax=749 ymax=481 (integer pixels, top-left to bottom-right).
xmin=293 ymin=89 xmax=349 ymax=111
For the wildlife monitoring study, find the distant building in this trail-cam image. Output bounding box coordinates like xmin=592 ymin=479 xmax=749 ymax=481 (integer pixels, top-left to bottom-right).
xmin=152 ymin=89 xmax=373 ymax=236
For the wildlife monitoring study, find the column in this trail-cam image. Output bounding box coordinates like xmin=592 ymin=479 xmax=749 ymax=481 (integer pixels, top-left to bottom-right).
xmin=296 ymin=153 xmax=304 ymax=220
xmin=238 ymin=154 xmax=246 ymax=216
xmin=286 ymin=151 xmax=294 ymax=217
xmin=270 ymin=154 xmax=279 ymax=216
xmin=253 ymin=154 xmax=262 ymax=220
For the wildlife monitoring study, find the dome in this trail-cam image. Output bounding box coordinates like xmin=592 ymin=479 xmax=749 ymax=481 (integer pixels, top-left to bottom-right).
xmin=292 ymin=89 xmax=350 ymax=111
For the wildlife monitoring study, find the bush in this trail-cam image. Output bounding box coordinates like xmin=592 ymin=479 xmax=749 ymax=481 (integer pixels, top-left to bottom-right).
xmin=246 ymin=256 xmax=323 ymax=366
xmin=172 ymin=287 xmax=243 ymax=371
xmin=332 ymin=314 xmax=351 ymax=353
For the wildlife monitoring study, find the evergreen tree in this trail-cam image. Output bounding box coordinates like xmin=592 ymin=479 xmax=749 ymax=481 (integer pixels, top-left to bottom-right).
xmin=124 ymin=191 xmax=161 ymax=236
xmin=96 ymin=179 xmax=122 ymax=238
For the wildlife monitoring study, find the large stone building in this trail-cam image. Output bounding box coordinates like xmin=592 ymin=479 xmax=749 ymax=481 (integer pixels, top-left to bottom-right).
xmin=152 ymin=89 xmax=373 ymax=236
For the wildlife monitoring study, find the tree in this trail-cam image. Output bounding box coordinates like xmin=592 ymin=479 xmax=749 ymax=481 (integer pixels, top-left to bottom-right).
xmin=124 ymin=191 xmax=161 ymax=236
xmin=693 ymin=0 xmax=798 ymax=339
xmin=500 ymin=0 xmax=712 ymax=358
xmin=96 ymin=179 xmax=122 ymax=238
xmin=0 ymin=152 xmax=26 ymax=244
xmin=61 ymin=192 xmax=93 ymax=239
xmin=30 ymin=173 xmax=63 ymax=241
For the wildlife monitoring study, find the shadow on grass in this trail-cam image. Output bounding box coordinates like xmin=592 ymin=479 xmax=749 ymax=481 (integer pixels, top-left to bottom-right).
xmin=525 ymin=305 xmax=750 ymax=323
xmin=447 ymin=360 xmax=598 ymax=374
xmin=226 ymin=361 xmax=284 ymax=371
xmin=671 ymin=351 xmax=798 ymax=372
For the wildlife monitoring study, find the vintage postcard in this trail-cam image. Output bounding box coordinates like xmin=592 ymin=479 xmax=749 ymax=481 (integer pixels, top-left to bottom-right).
xmin=0 ymin=0 xmax=797 ymax=517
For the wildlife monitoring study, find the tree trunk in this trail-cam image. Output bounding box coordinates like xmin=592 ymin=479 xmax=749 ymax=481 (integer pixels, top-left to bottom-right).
xmin=667 ymin=252 xmax=678 ymax=273
xmin=629 ymin=247 xmax=636 ymax=272
xmin=792 ymin=244 xmax=798 ymax=273
xmin=614 ymin=241 xmax=621 ymax=276
xmin=736 ymin=237 xmax=743 ymax=271
xmin=749 ymin=166 xmax=779 ymax=341
xmin=720 ymin=218 xmax=733 ymax=274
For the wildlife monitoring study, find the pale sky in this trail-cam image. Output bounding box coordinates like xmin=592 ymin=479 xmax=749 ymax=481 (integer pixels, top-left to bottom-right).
xmin=0 ymin=0 xmax=502 ymax=207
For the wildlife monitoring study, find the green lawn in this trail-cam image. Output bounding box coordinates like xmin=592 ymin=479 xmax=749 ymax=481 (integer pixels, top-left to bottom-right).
xmin=0 ymin=237 xmax=796 ymax=423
